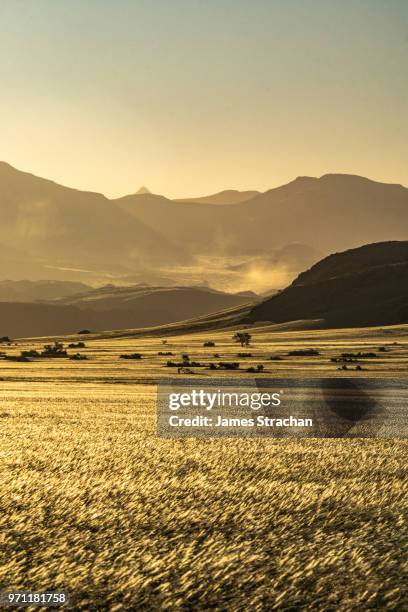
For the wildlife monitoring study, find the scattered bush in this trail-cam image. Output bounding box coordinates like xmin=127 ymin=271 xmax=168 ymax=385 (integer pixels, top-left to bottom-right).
xmin=70 ymin=353 xmax=88 ymax=360
xmin=68 ymin=342 xmax=86 ymax=349
xmin=78 ymin=329 xmax=92 ymax=335
xmin=41 ymin=342 xmax=67 ymax=358
xmin=4 ymin=355 xmax=30 ymax=362
xmin=120 ymin=353 xmax=142 ymax=360
xmin=158 ymin=351 xmax=173 ymax=356
xmin=21 ymin=350 xmax=40 ymax=358
xmin=0 ymin=336 xmax=11 ymax=343
xmin=203 ymin=341 xmax=215 ymax=347
xmin=270 ymin=356 xmax=283 ymax=361
xmin=341 ymin=352 xmax=377 ymax=359
xmin=238 ymin=353 xmax=252 ymax=358
xmin=288 ymin=349 xmax=320 ymax=356
xmin=246 ymin=364 xmax=264 ymax=373
xmin=218 ymin=362 xmax=240 ymax=370
xmin=166 ymin=360 xmax=203 ymax=368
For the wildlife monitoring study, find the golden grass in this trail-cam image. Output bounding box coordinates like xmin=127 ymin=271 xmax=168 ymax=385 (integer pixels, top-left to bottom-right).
xmin=0 ymin=323 xmax=407 ymax=609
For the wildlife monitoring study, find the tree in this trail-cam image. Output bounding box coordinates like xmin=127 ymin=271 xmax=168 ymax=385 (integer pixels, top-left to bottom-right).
xmin=233 ymin=332 xmax=251 ymax=347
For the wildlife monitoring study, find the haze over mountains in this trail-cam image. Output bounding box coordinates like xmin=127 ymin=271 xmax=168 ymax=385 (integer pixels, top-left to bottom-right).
xmin=248 ymin=241 xmax=408 ymax=328
xmin=0 ymin=280 xmax=91 ymax=302
xmin=0 ymin=284 xmax=256 ymax=338
xmin=0 ymin=162 xmax=407 ymax=292
xmin=174 ymin=189 xmax=260 ymax=205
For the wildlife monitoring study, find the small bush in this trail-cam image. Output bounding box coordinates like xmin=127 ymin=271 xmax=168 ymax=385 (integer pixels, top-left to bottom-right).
xmin=218 ymin=362 xmax=240 ymax=370
xmin=120 ymin=353 xmax=142 ymax=360
xmin=204 ymin=341 xmax=215 ymax=347
xmin=341 ymin=352 xmax=377 ymax=359
xmin=288 ymin=349 xmax=320 ymax=356
xmin=21 ymin=350 xmax=40 ymax=358
xmin=4 ymin=355 xmax=30 ymax=362
xmin=41 ymin=342 xmax=67 ymax=358
xmin=238 ymin=353 xmax=252 ymax=358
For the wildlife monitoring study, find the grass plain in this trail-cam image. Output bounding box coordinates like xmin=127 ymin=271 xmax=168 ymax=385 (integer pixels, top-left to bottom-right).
xmin=0 ymin=321 xmax=407 ymax=610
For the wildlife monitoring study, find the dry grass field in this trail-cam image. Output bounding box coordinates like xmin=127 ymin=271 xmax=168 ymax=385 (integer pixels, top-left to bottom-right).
xmin=0 ymin=321 xmax=407 ymax=610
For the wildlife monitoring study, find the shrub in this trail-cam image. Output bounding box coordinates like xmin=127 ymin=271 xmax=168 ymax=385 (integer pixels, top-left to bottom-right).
xmin=218 ymin=362 xmax=240 ymax=370
xmin=21 ymin=350 xmax=40 ymax=358
xmin=78 ymin=329 xmax=92 ymax=335
xmin=41 ymin=342 xmax=67 ymax=358
xmin=120 ymin=353 xmax=142 ymax=360
xmin=288 ymin=349 xmax=320 ymax=356
xmin=204 ymin=341 xmax=215 ymax=347
xmin=341 ymin=352 xmax=377 ymax=359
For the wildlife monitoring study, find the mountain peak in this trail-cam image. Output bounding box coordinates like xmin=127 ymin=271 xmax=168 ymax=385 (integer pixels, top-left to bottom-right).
xmin=135 ymin=186 xmax=151 ymax=195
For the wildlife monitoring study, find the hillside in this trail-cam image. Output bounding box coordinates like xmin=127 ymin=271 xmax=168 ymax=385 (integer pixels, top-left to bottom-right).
xmin=175 ymin=189 xmax=260 ymax=205
xmin=0 ymin=280 xmax=91 ymax=302
xmin=0 ymin=162 xmax=186 ymax=279
xmin=115 ymin=174 xmax=408 ymax=257
xmin=248 ymin=241 xmax=408 ymax=328
xmin=0 ymin=285 xmax=256 ymax=337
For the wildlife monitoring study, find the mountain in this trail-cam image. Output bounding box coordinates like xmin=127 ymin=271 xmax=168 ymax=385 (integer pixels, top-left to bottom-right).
xmin=115 ymin=174 xmax=408 ymax=258
xmin=0 ymin=162 xmax=186 ymax=279
xmin=0 ymin=280 xmax=91 ymax=302
xmin=135 ymin=186 xmax=151 ymax=195
xmin=175 ymin=189 xmax=260 ymax=205
xmin=247 ymin=241 xmax=408 ymax=328
xmin=2 ymin=163 xmax=407 ymax=290
xmin=0 ymin=285 xmax=257 ymax=337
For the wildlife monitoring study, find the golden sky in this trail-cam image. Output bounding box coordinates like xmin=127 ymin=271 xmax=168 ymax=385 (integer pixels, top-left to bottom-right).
xmin=1 ymin=0 xmax=407 ymax=198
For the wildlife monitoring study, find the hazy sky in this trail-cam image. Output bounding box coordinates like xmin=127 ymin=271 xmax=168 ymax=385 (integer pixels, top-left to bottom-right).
xmin=1 ymin=0 xmax=407 ymax=198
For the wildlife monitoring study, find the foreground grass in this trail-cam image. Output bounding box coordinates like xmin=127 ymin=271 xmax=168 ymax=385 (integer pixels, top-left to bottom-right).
xmin=0 ymin=382 xmax=407 ymax=610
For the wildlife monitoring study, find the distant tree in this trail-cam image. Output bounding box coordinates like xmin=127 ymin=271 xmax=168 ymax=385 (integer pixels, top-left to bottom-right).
xmin=233 ymin=332 xmax=251 ymax=347
xmin=78 ymin=329 xmax=92 ymax=335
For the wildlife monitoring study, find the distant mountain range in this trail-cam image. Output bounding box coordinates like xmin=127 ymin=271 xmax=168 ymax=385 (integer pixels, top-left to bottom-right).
xmin=248 ymin=241 xmax=408 ymax=328
xmin=0 ymin=162 xmax=407 ymax=288
xmin=174 ymin=189 xmax=260 ymax=205
xmin=0 ymin=280 xmax=91 ymax=302
xmin=0 ymin=284 xmax=257 ymax=338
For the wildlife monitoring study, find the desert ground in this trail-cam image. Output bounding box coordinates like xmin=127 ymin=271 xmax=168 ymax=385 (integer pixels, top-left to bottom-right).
xmin=0 ymin=321 xmax=407 ymax=610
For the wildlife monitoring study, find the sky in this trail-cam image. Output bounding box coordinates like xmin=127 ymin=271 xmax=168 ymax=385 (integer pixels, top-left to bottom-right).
xmin=0 ymin=0 xmax=407 ymax=198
